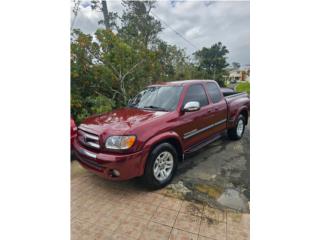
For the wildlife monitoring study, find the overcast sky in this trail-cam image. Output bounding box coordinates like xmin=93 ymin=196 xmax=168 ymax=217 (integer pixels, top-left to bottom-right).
xmin=72 ymin=0 xmax=250 ymax=66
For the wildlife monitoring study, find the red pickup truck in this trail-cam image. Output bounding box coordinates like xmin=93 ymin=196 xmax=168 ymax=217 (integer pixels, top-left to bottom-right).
xmin=74 ymin=80 xmax=249 ymax=189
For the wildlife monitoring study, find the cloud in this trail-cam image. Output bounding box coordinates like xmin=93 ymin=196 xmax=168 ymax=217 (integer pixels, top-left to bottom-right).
xmin=71 ymin=0 xmax=250 ymax=65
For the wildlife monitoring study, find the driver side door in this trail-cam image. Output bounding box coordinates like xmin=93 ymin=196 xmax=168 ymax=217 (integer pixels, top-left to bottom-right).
xmin=176 ymin=84 xmax=213 ymax=150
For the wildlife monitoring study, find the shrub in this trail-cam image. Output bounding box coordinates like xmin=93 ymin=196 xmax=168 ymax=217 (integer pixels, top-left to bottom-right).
xmin=71 ymin=95 xmax=114 ymax=124
xmin=235 ymin=81 xmax=250 ymax=95
xmin=85 ymin=95 xmax=114 ymax=115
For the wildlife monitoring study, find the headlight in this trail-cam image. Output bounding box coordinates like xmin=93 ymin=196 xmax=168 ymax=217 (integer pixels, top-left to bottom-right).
xmin=105 ymin=135 xmax=136 ymax=150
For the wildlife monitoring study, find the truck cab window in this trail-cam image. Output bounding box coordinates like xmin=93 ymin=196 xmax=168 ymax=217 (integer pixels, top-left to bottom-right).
xmin=207 ymin=82 xmax=222 ymax=103
xmin=183 ymin=84 xmax=209 ymax=107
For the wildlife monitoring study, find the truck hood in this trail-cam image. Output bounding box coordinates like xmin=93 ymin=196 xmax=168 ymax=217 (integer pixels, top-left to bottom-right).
xmin=79 ymin=107 xmax=169 ymax=135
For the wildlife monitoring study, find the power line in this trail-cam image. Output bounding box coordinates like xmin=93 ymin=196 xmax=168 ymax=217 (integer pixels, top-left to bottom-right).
xmin=150 ymin=10 xmax=199 ymax=51
xmin=71 ymin=2 xmax=200 ymax=51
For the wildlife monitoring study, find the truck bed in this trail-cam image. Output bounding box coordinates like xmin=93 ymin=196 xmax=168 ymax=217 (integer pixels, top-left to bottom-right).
xmin=224 ymin=92 xmax=248 ymax=99
xmin=224 ymin=91 xmax=250 ymax=128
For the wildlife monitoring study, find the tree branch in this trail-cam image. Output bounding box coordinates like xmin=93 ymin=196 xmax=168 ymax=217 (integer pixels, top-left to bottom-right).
xmin=122 ymin=59 xmax=145 ymax=80
xmin=86 ymin=47 xmax=120 ymax=78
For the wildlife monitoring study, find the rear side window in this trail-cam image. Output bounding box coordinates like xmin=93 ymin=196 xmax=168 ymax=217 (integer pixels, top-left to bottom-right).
xmin=207 ymin=82 xmax=222 ymax=103
xmin=183 ymin=84 xmax=209 ymax=107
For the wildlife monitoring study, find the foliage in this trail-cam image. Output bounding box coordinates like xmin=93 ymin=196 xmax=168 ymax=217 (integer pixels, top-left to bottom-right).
xmin=71 ymin=0 xmax=232 ymax=123
xmin=235 ymin=81 xmax=250 ymax=95
xmin=152 ymin=40 xmax=193 ymax=81
xmin=119 ymin=1 xmax=162 ymax=47
xmin=85 ymin=95 xmax=114 ymax=114
xmin=193 ymin=42 xmax=229 ymax=86
xmin=71 ymin=95 xmax=113 ymax=124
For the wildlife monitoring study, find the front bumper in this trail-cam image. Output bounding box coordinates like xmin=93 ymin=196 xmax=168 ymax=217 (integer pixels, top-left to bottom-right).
xmin=73 ymin=139 xmax=148 ymax=180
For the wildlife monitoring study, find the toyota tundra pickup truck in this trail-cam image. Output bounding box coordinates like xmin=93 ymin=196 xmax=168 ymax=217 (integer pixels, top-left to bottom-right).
xmin=73 ymin=80 xmax=249 ymax=189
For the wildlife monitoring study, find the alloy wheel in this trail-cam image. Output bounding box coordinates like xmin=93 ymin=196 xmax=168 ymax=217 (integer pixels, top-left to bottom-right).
xmin=237 ymin=119 xmax=244 ymax=137
xmin=153 ymin=151 xmax=174 ymax=181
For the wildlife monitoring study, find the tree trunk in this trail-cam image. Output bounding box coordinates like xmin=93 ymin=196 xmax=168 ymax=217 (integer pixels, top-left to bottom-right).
xmin=120 ymin=77 xmax=127 ymax=104
xmin=101 ymin=0 xmax=110 ymax=30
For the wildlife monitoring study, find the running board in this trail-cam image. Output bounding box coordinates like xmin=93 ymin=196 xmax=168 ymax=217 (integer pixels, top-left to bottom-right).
xmin=184 ymin=133 xmax=223 ymax=156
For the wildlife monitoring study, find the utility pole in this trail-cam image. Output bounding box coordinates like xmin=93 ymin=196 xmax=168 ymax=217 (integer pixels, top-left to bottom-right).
xmin=101 ymin=0 xmax=110 ymax=30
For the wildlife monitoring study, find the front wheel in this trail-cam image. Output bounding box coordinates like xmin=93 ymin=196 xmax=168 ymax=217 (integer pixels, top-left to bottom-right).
xmin=228 ymin=114 xmax=246 ymax=140
xmin=142 ymin=142 xmax=178 ymax=189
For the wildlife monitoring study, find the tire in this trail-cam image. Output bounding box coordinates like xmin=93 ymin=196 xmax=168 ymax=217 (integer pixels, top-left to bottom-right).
xmin=142 ymin=142 xmax=178 ymax=190
xmin=228 ymin=114 xmax=246 ymax=140
xmin=71 ymin=149 xmax=76 ymax=161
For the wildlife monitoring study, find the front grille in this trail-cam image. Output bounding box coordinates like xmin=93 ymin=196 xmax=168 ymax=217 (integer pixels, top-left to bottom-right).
xmin=78 ymin=129 xmax=100 ymax=150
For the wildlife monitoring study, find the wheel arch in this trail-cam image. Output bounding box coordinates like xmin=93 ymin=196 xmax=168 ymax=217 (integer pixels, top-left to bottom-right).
xmin=239 ymin=109 xmax=249 ymax=125
xmin=144 ymin=132 xmax=183 ymax=161
xmin=154 ymin=137 xmax=183 ymax=162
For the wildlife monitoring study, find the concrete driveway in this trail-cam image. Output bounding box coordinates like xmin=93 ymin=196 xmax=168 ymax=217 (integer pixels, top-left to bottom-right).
xmin=71 ymin=123 xmax=250 ymax=239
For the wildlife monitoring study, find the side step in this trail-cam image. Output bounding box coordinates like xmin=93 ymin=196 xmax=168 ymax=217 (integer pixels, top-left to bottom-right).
xmin=184 ymin=133 xmax=223 ymax=156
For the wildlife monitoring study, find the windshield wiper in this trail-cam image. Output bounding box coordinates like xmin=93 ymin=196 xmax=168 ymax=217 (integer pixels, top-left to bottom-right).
xmin=142 ymin=105 xmax=168 ymax=111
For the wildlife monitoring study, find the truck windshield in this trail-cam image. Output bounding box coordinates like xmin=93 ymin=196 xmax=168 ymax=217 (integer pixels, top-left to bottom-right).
xmin=129 ymin=86 xmax=183 ymax=111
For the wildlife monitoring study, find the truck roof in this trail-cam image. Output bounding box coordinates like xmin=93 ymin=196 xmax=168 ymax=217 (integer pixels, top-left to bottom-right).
xmin=149 ymin=79 xmax=218 ymax=87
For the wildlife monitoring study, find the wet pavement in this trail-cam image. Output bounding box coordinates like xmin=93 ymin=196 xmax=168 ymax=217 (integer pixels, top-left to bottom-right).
xmin=170 ymin=122 xmax=250 ymax=212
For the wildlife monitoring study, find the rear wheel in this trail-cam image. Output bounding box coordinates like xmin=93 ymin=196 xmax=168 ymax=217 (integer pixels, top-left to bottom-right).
xmin=142 ymin=142 xmax=178 ymax=189
xmin=228 ymin=114 xmax=246 ymax=140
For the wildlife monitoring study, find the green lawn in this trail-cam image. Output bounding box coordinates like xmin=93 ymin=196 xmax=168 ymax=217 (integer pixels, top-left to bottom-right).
xmin=235 ymin=81 xmax=250 ymax=95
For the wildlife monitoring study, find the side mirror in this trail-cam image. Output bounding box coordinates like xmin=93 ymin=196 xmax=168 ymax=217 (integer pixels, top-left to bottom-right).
xmin=183 ymin=101 xmax=200 ymax=112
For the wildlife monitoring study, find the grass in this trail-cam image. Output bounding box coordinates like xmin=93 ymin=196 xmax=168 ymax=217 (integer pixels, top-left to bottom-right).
xmin=235 ymin=81 xmax=250 ymax=95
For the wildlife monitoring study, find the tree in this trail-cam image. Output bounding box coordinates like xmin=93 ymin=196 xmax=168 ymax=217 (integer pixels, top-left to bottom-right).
xmin=193 ymin=42 xmax=229 ymax=86
xmin=88 ymin=29 xmax=157 ymax=104
xmin=71 ymin=0 xmax=81 ymax=29
xmin=119 ymin=1 xmax=163 ymax=48
xmin=232 ymin=62 xmax=240 ymax=69
xmin=90 ymin=0 xmax=118 ymax=30
xmin=101 ymin=0 xmax=110 ymax=29
xmin=71 ymin=29 xmax=115 ymax=123
xmin=70 ymin=3 xmax=233 ymax=122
